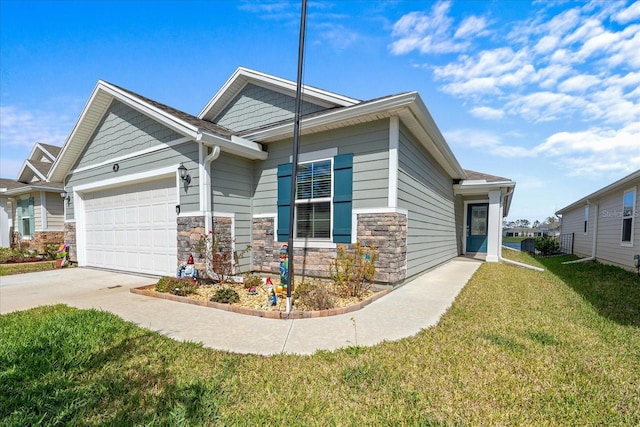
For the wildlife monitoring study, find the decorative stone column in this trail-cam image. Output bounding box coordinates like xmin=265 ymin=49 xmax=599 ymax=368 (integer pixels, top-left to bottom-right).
xmin=356 ymin=212 xmax=407 ymax=283
xmin=177 ymin=216 xmax=205 ymax=274
xmin=64 ymin=222 xmax=77 ymax=262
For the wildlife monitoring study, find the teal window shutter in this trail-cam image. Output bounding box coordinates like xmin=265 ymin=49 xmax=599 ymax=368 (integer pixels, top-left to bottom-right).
xmin=277 ymin=163 xmax=293 ymax=242
xmin=332 ymin=153 xmax=353 ymax=243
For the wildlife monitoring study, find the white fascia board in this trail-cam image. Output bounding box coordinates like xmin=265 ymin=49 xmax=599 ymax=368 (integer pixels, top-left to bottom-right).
xmin=4 ymin=184 xmax=63 ymax=196
xmin=25 ymin=161 xmax=47 ymax=181
xmin=198 ymin=132 xmax=268 ymax=160
xmin=33 ymin=142 xmax=56 ymax=162
xmin=244 ymin=92 xmax=417 ymax=142
xmin=556 ymin=169 xmax=640 ymax=214
xmin=197 ymin=67 xmax=359 ymax=120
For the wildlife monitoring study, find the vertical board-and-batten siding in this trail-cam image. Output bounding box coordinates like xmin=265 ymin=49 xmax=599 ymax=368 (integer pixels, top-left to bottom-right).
xmin=211 ymin=152 xmax=253 ymax=271
xmin=252 ymin=119 xmax=390 ymax=217
xmin=398 ymin=123 xmax=457 ymax=276
xmin=213 ymin=83 xmax=326 ymax=132
xmin=560 ymin=175 xmax=640 ymax=270
xmin=76 ymin=100 xmax=183 ymax=169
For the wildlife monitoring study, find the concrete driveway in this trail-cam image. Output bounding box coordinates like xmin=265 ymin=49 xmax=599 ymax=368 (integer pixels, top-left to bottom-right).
xmin=0 ymin=258 xmax=482 ymax=355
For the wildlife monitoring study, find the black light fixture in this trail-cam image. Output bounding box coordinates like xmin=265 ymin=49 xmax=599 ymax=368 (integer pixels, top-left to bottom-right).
xmin=60 ymin=191 xmax=70 ymax=203
xmin=178 ymin=162 xmax=191 ymax=185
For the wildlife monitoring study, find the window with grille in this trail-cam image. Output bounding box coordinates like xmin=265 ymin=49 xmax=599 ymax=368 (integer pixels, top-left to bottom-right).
xmin=295 ymin=159 xmax=331 ymax=239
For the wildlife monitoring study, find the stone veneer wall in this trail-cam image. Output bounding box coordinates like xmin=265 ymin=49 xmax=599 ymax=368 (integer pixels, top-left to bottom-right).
xmin=177 ymin=216 xmax=235 ymax=278
xmin=64 ymin=222 xmax=77 ymax=262
xmin=30 ymin=231 xmax=65 ymax=254
xmin=251 ymin=213 xmax=408 ymax=285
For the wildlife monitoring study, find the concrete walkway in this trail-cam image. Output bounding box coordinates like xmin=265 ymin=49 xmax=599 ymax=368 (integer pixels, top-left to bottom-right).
xmin=0 ymin=257 xmax=482 ymax=355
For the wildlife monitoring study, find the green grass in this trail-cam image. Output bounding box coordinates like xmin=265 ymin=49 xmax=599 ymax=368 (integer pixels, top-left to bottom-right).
xmin=0 ymin=261 xmax=57 ymax=276
xmin=1 ymin=255 xmax=639 ymax=425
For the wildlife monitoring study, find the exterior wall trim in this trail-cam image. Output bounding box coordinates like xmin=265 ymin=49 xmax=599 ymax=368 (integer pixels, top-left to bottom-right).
xmin=388 ymin=116 xmax=399 ymax=208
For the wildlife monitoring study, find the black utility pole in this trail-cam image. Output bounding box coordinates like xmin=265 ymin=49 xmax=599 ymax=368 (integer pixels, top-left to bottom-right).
xmin=286 ymin=0 xmax=307 ymax=313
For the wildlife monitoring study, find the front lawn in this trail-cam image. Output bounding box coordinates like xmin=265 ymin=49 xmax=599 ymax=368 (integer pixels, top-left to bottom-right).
xmin=0 ymin=261 xmax=57 ymax=276
xmin=1 ymin=253 xmax=638 ymax=425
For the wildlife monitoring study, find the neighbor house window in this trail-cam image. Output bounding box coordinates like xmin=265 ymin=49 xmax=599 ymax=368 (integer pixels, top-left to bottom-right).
xmin=584 ymin=206 xmax=589 ymax=234
xmin=295 ymin=159 xmax=332 ymax=239
xmin=17 ymin=196 xmax=35 ymax=239
xmin=621 ymin=188 xmax=636 ymax=245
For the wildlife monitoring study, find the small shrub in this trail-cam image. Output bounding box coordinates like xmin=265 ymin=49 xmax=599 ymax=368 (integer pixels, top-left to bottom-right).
xmin=535 ymin=237 xmax=559 ymax=256
xmin=155 ymin=276 xmax=198 ymax=296
xmin=210 ymin=286 xmax=240 ymax=304
xmin=43 ymin=244 xmax=59 ymax=260
xmin=243 ymin=273 xmax=263 ymax=289
xmin=330 ymin=243 xmax=377 ymax=298
xmin=295 ymin=280 xmax=335 ymax=310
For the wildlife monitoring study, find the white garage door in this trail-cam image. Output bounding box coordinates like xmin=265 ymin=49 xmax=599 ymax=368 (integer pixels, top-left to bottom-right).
xmin=83 ymin=177 xmax=177 ymax=276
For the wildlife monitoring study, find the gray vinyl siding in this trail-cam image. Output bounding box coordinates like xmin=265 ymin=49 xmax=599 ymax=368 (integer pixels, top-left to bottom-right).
xmin=211 ymin=152 xmax=253 ymax=272
xmin=561 ymin=206 xmax=592 ymax=257
xmin=560 ymin=176 xmax=640 ymax=270
xmin=66 ymin=142 xmax=199 ymax=220
xmin=252 ymin=120 xmax=390 ymax=216
xmin=397 ymin=123 xmax=457 ymax=277
xmin=214 ymin=83 xmax=326 ymax=132
xmin=45 ymin=192 xmax=64 ymax=230
xmin=76 ymin=100 xmax=183 ymax=169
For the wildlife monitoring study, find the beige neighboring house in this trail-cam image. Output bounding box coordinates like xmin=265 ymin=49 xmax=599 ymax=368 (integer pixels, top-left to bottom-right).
xmin=0 ymin=142 xmax=65 ymax=250
xmin=556 ymin=169 xmax=640 ymax=271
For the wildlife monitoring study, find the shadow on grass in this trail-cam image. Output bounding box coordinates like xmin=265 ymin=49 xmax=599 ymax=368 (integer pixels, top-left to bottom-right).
xmin=537 ymin=256 xmax=640 ymax=327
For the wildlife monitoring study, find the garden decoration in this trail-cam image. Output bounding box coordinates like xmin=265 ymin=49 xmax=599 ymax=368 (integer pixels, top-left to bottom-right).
xmin=266 ymin=278 xmax=277 ymax=306
xmin=176 ymin=253 xmax=197 ymax=279
xmin=55 ymin=243 xmax=68 ymax=268
xmin=279 ymin=244 xmax=289 ymax=293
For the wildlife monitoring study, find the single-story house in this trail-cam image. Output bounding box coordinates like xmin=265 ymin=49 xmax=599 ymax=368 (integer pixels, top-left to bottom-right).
xmin=0 ymin=142 xmax=65 ymax=250
xmin=47 ymin=67 xmax=515 ymax=283
xmin=556 ymin=169 xmax=640 ymax=271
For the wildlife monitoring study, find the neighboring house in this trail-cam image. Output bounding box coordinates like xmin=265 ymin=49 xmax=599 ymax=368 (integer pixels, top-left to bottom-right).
xmin=0 ymin=142 xmax=65 ymax=250
xmin=48 ymin=67 xmax=515 ymax=283
xmin=556 ymin=169 xmax=640 ymax=271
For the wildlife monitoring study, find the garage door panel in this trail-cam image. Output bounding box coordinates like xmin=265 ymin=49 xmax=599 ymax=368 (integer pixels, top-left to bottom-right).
xmin=83 ymin=177 xmax=177 ymax=276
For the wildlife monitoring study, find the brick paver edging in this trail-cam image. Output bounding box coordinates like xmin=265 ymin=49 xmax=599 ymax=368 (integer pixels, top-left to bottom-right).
xmin=130 ymin=285 xmax=391 ymax=319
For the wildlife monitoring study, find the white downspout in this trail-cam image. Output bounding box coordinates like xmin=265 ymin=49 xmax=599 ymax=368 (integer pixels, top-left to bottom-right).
xmin=202 ymin=144 xmax=221 ymax=234
xmin=563 ymin=199 xmax=598 ymax=264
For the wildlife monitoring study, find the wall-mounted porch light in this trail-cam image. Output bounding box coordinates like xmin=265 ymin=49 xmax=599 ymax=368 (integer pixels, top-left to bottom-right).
xmin=60 ymin=191 xmax=71 ymax=204
xmin=178 ymin=162 xmax=191 ymax=185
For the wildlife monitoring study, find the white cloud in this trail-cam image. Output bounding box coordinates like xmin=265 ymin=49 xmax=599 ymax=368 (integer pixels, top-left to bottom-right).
xmin=469 ymin=106 xmax=504 ymax=120
xmin=0 ymin=105 xmax=73 ymax=149
xmin=557 ymin=74 xmax=601 ymax=92
xmin=506 ymin=91 xmax=584 ymax=122
xmin=315 ymin=22 xmax=359 ymax=50
xmin=445 ymin=128 xmax=534 ymax=157
xmin=389 ymin=1 xmax=478 ymax=54
xmin=613 ymin=0 xmax=640 ymax=24
xmin=454 ymin=15 xmax=490 ymax=39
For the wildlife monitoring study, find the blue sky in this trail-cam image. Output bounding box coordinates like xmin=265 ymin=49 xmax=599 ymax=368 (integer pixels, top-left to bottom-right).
xmin=1 ymin=0 xmax=639 ymax=223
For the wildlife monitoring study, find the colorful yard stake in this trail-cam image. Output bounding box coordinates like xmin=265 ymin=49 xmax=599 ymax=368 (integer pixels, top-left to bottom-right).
xmin=279 ymin=244 xmax=289 ymax=291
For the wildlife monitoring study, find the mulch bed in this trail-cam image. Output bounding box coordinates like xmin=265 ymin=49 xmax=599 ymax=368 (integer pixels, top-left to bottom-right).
xmin=131 ymin=282 xmax=390 ymax=320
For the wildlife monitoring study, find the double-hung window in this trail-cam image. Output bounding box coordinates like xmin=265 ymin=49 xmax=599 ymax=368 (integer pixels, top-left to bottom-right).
xmin=295 ymin=160 xmax=332 ymax=239
xmin=17 ymin=196 xmax=35 ymax=239
xmin=277 ymin=153 xmax=353 ymax=244
xmin=621 ymin=188 xmax=636 ymax=245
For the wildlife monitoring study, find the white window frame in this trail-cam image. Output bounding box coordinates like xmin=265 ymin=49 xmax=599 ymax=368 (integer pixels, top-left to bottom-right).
xmin=294 ymin=157 xmax=333 ymax=242
xmin=18 ymin=195 xmax=34 ymax=240
xmin=621 ymin=187 xmax=636 ymax=247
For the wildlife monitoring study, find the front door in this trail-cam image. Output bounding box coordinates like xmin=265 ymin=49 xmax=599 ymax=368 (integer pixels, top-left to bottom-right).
xmin=467 ymin=203 xmax=488 ymax=253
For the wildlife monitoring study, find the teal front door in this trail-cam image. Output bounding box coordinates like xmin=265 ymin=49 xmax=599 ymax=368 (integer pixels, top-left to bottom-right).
xmin=467 ymin=203 xmax=488 ymax=253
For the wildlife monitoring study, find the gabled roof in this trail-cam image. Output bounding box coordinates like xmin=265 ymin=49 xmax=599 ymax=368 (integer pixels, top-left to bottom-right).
xmin=16 ymin=142 xmax=61 ymax=183
xmin=49 ymin=80 xmax=267 ymax=182
xmin=198 ymin=67 xmax=360 ymax=122
xmin=556 ymin=169 xmax=640 ymax=214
